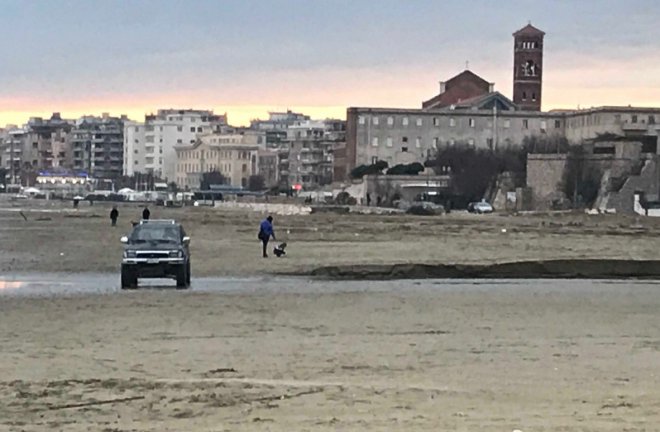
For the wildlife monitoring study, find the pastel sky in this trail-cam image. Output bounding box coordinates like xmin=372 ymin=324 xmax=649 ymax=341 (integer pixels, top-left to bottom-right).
xmin=2 ymin=0 xmax=660 ymax=127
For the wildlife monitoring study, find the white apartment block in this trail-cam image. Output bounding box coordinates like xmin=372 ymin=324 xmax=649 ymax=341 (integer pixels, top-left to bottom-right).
xmin=123 ymin=109 xmax=226 ymax=182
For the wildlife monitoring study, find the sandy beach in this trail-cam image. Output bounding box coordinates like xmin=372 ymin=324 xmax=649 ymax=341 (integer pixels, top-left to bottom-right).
xmin=2 ymin=200 xmax=660 ymax=430
xmin=2 ymin=200 xmax=660 ymax=277
xmin=1 ymin=279 xmax=659 ymax=430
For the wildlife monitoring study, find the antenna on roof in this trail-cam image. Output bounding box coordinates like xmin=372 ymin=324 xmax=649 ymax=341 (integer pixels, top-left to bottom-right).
xmin=465 ymin=60 xmax=469 ymax=70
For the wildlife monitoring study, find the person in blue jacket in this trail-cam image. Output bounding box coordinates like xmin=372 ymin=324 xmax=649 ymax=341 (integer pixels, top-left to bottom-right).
xmin=258 ymin=215 xmax=276 ymax=258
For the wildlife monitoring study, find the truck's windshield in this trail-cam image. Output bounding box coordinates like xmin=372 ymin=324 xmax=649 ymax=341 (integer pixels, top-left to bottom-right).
xmin=130 ymin=225 xmax=180 ymax=244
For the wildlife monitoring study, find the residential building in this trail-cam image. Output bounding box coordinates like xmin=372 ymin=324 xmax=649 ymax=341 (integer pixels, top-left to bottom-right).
xmin=124 ymin=109 xmax=227 ymax=182
xmin=174 ymin=131 xmax=277 ymax=189
xmin=250 ymin=110 xmax=310 ymax=148
xmin=70 ymin=113 xmax=126 ymax=179
xmin=285 ymin=119 xmax=345 ymax=189
xmin=1 ymin=127 xmax=26 ymax=184
xmin=23 ymin=113 xmax=74 ymax=172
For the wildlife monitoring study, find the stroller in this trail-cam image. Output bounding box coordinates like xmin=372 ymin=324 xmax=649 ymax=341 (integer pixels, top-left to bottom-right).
xmin=273 ymin=242 xmax=287 ymax=258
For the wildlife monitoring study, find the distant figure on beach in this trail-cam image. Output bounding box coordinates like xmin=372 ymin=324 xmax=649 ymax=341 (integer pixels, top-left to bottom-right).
xmin=142 ymin=206 xmax=150 ymax=220
xmin=376 ymin=196 xmax=381 ymax=207
xmin=258 ymin=215 xmax=276 ymax=258
xmin=366 ymin=193 xmax=371 ymax=206
xmin=110 ymin=206 xmax=119 ymax=227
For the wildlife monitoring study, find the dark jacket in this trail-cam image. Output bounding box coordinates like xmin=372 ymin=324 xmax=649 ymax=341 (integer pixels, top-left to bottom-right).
xmin=258 ymin=219 xmax=274 ymax=240
xmin=110 ymin=209 xmax=119 ymax=220
xmin=142 ymin=208 xmax=150 ymax=220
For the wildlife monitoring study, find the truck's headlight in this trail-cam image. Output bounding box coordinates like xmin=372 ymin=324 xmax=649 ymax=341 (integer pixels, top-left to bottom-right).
xmin=169 ymin=250 xmax=183 ymax=258
xmin=124 ymin=250 xmax=137 ymax=258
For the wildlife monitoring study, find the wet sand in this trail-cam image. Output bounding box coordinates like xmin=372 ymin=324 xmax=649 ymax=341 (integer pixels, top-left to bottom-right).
xmin=1 ymin=279 xmax=659 ymax=430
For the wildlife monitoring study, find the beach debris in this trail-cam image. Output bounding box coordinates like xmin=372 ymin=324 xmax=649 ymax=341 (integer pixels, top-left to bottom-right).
xmin=205 ymin=367 xmax=238 ymax=376
xmin=46 ymin=395 xmax=145 ymax=411
xmin=501 ymin=228 xmax=507 ymax=233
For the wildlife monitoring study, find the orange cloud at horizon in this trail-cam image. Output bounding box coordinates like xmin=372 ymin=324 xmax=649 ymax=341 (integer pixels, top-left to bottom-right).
xmin=3 ymin=55 xmax=660 ymax=128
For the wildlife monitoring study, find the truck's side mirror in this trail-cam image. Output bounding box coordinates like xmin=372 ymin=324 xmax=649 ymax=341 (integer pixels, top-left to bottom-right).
xmin=120 ymin=236 xmax=128 ymax=244
xmin=182 ymin=236 xmax=190 ymax=245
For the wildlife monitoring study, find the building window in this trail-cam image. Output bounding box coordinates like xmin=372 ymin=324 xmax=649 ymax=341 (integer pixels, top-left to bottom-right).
xmin=416 ymin=118 xmax=423 ymax=126
xmin=415 ymin=137 xmax=421 ymax=148
xmin=134 ymin=149 xmax=138 ymax=154
xmin=432 ymin=138 xmax=438 ymax=149
xmin=177 ymin=126 xmax=183 ymax=132
xmin=532 ymin=93 xmax=537 ymax=102
xmin=469 ymin=118 xmax=475 ymax=128
xmin=449 ymin=118 xmax=455 ymax=127
xmin=555 ymin=120 xmax=561 ymax=128
xmin=358 ymin=116 xmax=365 ymax=125
xmin=433 ymin=117 xmax=440 ymax=126
xmin=449 ymin=139 xmax=455 ymax=146
xmin=468 ymin=139 xmax=475 ymax=146
xmin=386 ymin=137 xmax=393 ymax=147
xmin=504 ymin=119 xmax=510 ymax=128
xmin=190 ymin=127 xmax=195 ymax=132
xmin=177 ymin=139 xmax=183 ymax=144
xmin=522 ymin=91 xmax=527 ymax=101
xmin=402 ymin=146 xmax=408 ymax=152
xmin=371 ymin=156 xmax=378 ymax=164
xmin=632 ymin=115 xmax=638 ymax=123
xmin=387 ymin=116 xmax=394 ymax=126
xmin=402 ymin=117 xmax=409 ymax=126
xmin=372 ymin=137 xmax=379 ymax=147
xmin=540 ymin=120 xmax=547 ymax=130
xmin=402 ymin=137 xmax=408 ymax=143
xmin=523 ymin=119 xmax=529 ymax=129
xmin=650 ymin=115 xmax=656 ymax=125
xmin=486 ymin=138 xmax=493 ymax=150
xmin=373 ymin=117 xmax=379 ymax=125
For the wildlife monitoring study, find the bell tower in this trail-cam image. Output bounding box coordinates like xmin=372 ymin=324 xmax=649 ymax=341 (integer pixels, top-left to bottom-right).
xmin=513 ymin=23 xmax=544 ymax=111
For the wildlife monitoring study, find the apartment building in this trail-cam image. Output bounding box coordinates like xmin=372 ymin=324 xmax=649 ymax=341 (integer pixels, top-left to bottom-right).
xmin=283 ymin=119 xmax=345 ymax=189
xmin=250 ymin=110 xmax=310 ymax=148
xmin=70 ymin=113 xmax=126 ymax=179
xmin=174 ymin=131 xmax=277 ymax=189
xmin=22 ymin=113 xmax=74 ymax=172
xmin=124 ymin=109 xmax=227 ymax=181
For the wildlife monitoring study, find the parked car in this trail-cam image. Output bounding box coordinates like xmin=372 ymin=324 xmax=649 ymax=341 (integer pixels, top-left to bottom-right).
xmin=468 ymin=200 xmax=494 ymax=214
xmin=120 ymin=219 xmax=191 ymax=289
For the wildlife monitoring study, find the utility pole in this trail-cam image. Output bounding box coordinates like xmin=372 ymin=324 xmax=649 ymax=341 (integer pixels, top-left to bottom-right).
xmin=492 ymin=105 xmax=498 ymax=151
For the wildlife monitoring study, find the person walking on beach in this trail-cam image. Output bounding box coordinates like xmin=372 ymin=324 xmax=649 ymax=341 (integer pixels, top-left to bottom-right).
xmin=110 ymin=206 xmax=119 ymax=227
xmin=258 ymin=215 xmax=276 ymax=258
xmin=142 ymin=206 xmax=150 ymax=220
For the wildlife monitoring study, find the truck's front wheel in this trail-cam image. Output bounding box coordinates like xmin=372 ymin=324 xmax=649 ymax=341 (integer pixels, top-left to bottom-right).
xmin=121 ymin=265 xmax=137 ymax=290
xmin=175 ymin=265 xmax=189 ymax=289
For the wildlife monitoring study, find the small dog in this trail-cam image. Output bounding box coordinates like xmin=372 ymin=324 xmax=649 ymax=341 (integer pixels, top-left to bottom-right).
xmin=273 ymin=242 xmax=287 ymax=257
